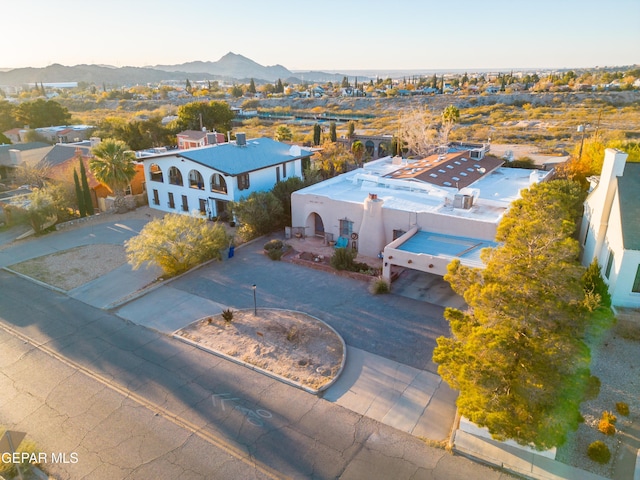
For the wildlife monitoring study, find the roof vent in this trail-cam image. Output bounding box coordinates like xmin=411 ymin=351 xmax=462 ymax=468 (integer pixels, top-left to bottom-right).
xmin=453 ymin=194 xmax=474 ymax=209
xmin=236 ymin=132 xmax=246 ymax=146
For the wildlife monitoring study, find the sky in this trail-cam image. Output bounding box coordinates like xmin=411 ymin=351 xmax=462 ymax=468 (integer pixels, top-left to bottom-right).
xmin=3 ymin=0 xmax=639 ymax=72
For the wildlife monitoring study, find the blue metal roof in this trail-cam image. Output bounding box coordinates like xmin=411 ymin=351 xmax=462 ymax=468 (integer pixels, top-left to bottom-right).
xmin=397 ymin=231 xmax=499 ymax=265
xmin=176 ymin=137 xmax=312 ymax=176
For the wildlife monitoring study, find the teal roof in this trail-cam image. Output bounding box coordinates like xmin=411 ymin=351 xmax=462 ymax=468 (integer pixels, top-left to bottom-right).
xmin=176 ymin=137 xmax=311 ymax=176
xmin=397 ymin=231 xmax=498 ymax=266
xmin=618 ymin=162 xmax=640 ymax=251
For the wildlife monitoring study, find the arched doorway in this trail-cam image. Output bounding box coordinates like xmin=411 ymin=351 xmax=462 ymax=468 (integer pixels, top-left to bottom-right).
xmin=307 ymin=212 xmax=324 ymax=237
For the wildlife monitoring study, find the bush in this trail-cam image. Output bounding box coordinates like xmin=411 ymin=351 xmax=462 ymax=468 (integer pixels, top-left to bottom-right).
xmin=587 ymin=441 xmax=611 ymax=464
xmin=267 ymin=248 xmax=284 ymax=260
xmin=369 ymin=277 xmax=390 ymax=294
xmin=264 ymin=239 xmax=283 ymax=251
xmin=585 ymin=375 xmax=601 ymax=400
xmin=602 ymin=410 xmax=617 ymax=425
xmin=598 ymin=419 xmax=616 ymax=435
xmin=331 ymin=248 xmax=356 ymax=271
xmin=222 ymin=309 xmax=234 ymax=323
xmin=616 ymin=402 xmax=630 ymax=416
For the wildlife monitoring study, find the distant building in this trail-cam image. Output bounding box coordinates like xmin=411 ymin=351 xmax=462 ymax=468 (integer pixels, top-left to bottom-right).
xmin=0 ymin=142 xmax=52 ymax=180
xmin=177 ymin=130 xmax=226 ymax=150
xmin=140 ymin=135 xmax=312 ymax=220
xmin=337 ymin=133 xmax=394 ymax=160
xmin=34 ymin=125 xmax=95 ymax=144
xmin=580 ymin=149 xmax=640 ymax=307
xmin=291 ymin=146 xmax=553 ymax=284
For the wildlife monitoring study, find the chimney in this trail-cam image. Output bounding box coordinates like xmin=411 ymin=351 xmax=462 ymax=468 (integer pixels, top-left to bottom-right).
xmin=236 ymin=132 xmax=246 ymax=146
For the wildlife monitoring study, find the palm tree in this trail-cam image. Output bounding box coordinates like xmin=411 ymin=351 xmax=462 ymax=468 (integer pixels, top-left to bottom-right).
xmin=90 ymin=138 xmax=136 ymax=213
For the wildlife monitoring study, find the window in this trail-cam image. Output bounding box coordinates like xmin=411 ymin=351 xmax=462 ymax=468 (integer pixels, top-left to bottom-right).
xmin=168 ymin=192 xmax=175 ymax=209
xmin=393 ymin=229 xmax=406 ymax=240
xmin=199 ymin=198 xmax=207 ymax=215
xmin=168 ymin=167 xmax=183 ymax=186
xmin=633 ymin=265 xmax=640 ymax=293
xmin=124 ymin=185 xmax=132 ymax=196
xmin=605 ymin=249 xmax=614 ymax=279
xmin=188 ymin=170 xmax=205 ymax=190
xmin=583 ymin=223 xmax=590 ymax=246
xmin=282 ymin=162 xmax=287 ymax=177
xmin=276 ymin=166 xmax=280 ymax=183
xmin=152 ymin=189 xmax=159 ymax=206
xmin=150 ymin=163 xmax=163 ymax=182
xmin=237 ymin=173 xmax=250 ymax=191
xmin=339 ymin=219 xmax=353 ymax=237
xmin=181 ymin=195 xmax=188 ymax=212
xmin=210 ymin=174 xmax=227 ymax=193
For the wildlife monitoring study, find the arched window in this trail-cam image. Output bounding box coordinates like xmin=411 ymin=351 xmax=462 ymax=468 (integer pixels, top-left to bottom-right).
xmin=188 ymin=169 xmax=205 ymax=190
xmin=168 ymin=166 xmax=183 ymax=186
xmin=210 ymin=173 xmax=227 ymax=193
xmin=149 ymin=163 xmax=163 ymax=182
xmin=365 ymin=140 xmax=375 ymax=158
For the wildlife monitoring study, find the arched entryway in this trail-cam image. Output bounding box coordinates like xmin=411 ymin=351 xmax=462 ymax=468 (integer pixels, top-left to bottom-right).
xmin=306 ymin=212 xmax=325 ymax=237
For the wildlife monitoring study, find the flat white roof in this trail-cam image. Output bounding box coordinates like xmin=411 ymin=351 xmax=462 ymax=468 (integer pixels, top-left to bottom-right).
xmin=296 ymin=156 xmax=552 ymax=223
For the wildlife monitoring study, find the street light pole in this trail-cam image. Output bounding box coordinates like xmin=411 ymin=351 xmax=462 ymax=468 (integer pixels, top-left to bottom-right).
xmin=252 ymin=284 xmax=257 ymax=316
xmin=578 ymin=124 xmax=588 ymax=163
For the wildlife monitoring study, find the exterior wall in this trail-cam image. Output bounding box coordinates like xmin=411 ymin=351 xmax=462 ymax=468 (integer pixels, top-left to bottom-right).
xmin=130 ymin=164 xmax=146 ymax=195
xmin=579 ymin=148 xmax=639 ymax=307
xmin=292 ymin=190 xmax=499 ymax=258
xmin=143 ymin=155 xmax=302 ymax=218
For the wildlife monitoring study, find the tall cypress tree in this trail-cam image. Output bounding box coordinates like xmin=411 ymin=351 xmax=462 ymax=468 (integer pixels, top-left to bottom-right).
xmin=74 ymin=168 xmax=86 ymax=217
xmin=79 ymin=159 xmax=93 ymax=215
xmin=313 ymin=124 xmax=321 ymax=146
xmin=329 ymin=122 xmax=337 ymax=142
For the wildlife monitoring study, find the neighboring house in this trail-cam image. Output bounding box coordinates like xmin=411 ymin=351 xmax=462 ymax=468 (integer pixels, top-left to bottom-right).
xmin=337 ymin=133 xmax=395 ymax=160
xmin=291 ymin=146 xmax=552 ymax=284
xmin=580 ymin=148 xmax=640 ymax=307
xmin=39 ymin=140 xmax=145 ymax=211
xmin=140 ymin=135 xmax=312 ymax=220
xmin=177 ymin=130 xmax=226 ymax=150
xmin=34 ymin=125 xmax=95 ymax=143
xmin=0 ymin=142 xmax=53 ymax=180
xmin=3 ymin=128 xmax=25 ymax=144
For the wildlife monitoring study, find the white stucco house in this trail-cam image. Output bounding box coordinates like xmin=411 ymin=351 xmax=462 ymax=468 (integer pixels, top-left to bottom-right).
xmin=140 ymin=135 xmax=312 ymax=220
xmin=291 ymin=146 xmax=553 ymax=283
xmin=580 ymin=148 xmax=640 ymax=308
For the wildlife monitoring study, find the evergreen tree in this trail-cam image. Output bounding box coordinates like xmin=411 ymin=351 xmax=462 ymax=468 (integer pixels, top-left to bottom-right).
xmin=313 ymin=123 xmax=321 ymax=146
xmin=74 ymin=168 xmax=86 ymax=217
xmin=275 ymin=79 xmax=284 ymax=94
xmin=185 ymin=78 xmax=192 ymax=93
xmin=329 ymin=122 xmax=337 ymax=142
xmin=79 ymin=158 xmax=93 ymax=215
xmin=249 ymin=78 xmax=256 ymax=94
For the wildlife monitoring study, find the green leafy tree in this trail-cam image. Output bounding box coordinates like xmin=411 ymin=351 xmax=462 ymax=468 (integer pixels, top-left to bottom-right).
xmin=26 ymin=188 xmax=57 ymax=234
xmin=0 ymin=100 xmax=16 ymax=131
xmin=125 ymin=214 xmax=230 ymax=277
xmin=313 ymin=123 xmax=321 ymax=146
xmin=14 ymin=99 xmax=71 ymax=128
xmin=441 ymin=104 xmax=460 ymax=143
xmin=329 ymin=122 xmax=337 ymax=142
xmin=0 ymin=132 xmax=11 ymax=144
xmin=79 ymin=158 xmax=93 ymax=215
xmin=312 ymin=141 xmax=351 ymax=179
xmin=230 ymin=85 xmax=243 ymax=98
xmin=271 ymin=176 xmax=305 ymax=228
xmin=73 ymin=169 xmax=86 ymax=217
xmin=175 ymin=101 xmax=234 ymax=134
xmin=433 ymin=180 xmax=607 ymax=450
xmin=274 ymin=125 xmax=292 ymax=142
xmin=230 ymin=191 xmax=283 ymax=240
xmin=90 ymin=139 xmax=136 ymax=213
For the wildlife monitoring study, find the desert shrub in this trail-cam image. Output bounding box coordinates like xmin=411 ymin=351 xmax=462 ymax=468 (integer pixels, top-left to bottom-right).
xmin=267 ymin=248 xmax=284 ymax=260
xmin=587 ymin=441 xmax=611 ymax=464
xmin=616 ymin=402 xmax=630 ymax=416
xmin=286 ymin=326 xmax=299 ymax=342
xmin=598 ymin=419 xmax=616 ymax=435
xmin=263 ymin=239 xmax=283 ymax=251
xmin=331 ymin=248 xmax=356 ymax=271
xmin=602 ymin=410 xmax=617 ymax=425
xmin=222 ymin=309 xmax=234 ymax=323
xmin=369 ymin=277 xmax=390 ymax=295
xmin=0 ymin=437 xmax=40 ymax=477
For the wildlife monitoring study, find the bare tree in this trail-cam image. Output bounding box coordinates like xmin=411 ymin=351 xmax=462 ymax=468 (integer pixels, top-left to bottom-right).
xmin=398 ymin=109 xmax=438 ymax=158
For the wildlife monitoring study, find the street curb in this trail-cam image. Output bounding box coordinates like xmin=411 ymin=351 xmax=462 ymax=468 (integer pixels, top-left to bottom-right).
xmin=172 ymin=308 xmax=347 ymax=396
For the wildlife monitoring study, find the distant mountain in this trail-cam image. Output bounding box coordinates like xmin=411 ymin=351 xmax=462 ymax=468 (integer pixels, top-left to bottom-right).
xmin=152 ymin=52 xmax=292 ymax=82
xmin=0 ymin=63 xmax=217 ymax=86
xmin=0 ymin=53 xmax=357 ymax=87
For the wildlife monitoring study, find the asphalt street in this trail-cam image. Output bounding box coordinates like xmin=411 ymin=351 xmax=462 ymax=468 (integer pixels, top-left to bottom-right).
xmin=0 ymin=270 xmax=511 ymax=479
